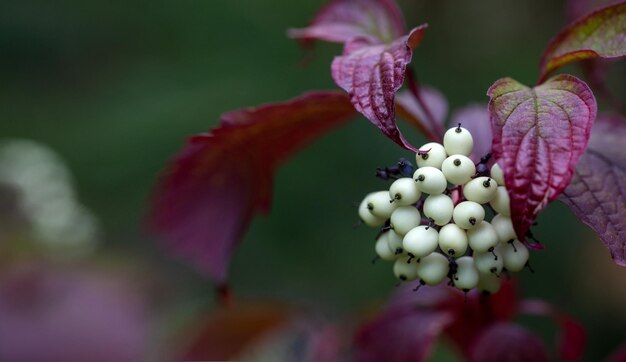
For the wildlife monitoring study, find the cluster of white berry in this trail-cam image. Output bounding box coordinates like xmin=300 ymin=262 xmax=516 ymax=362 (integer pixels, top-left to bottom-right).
xmin=359 ymin=125 xmax=531 ymax=294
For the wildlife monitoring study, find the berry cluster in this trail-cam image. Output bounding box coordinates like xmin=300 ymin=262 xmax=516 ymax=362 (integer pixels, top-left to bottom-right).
xmin=359 ymin=125 xmax=531 ymax=294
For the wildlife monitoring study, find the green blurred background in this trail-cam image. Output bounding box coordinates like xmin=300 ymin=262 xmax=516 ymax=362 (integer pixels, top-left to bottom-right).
xmin=1 ymin=0 xmax=625 ymax=360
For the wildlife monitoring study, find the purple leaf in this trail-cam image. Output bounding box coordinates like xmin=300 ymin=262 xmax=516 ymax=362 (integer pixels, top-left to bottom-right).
xmin=0 ymin=263 xmax=151 ymax=362
xmin=352 ymin=307 xmax=453 ymax=362
xmin=607 ymin=343 xmax=626 ymax=362
xmin=288 ymin=0 xmax=405 ymax=44
xmin=449 ymin=103 xmax=492 ymax=162
xmin=395 ymin=86 xmax=449 ymax=141
xmin=382 ymin=282 xmax=520 ymax=360
xmin=566 ymin=0 xmax=623 ymax=22
xmin=470 ymin=323 xmax=549 ymax=362
xmin=487 ymin=75 xmax=597 ymax=243
xmin=519 ymin=299 xmax=586 ymax=361
xmin=559 ymin=114 xmax=626 ymax=266
xmin=150 ymin=91 xmax=356 ymax=283
xmin=539 ymin=1 xmax=626 ymax=82
xmin=331 ymin=25 xmax=428 ymax=151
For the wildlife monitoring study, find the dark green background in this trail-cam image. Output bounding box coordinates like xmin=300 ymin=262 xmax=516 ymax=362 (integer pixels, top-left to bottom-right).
xmin=1 ymin=1 xmax=625 ymax=360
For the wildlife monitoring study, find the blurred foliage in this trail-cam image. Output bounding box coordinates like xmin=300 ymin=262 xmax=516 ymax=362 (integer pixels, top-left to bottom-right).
xmin=1 ymin=1 xmax=625 ymax=360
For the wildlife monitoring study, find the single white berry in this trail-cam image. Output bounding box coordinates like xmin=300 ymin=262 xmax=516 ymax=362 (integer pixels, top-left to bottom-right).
xmin=358 ymin=193 xmax=386 ymax=227
xmin=500 ymin=239 xmax=529 ymax=272
xmin=443 ymin=125 xmax=474 ymax=156
xmin=403 ymin=225 xmax=439 ymax=258
xmin=463 ymin=177 xmax=497 ymax=204
xmin=490 ymin=186 xmax=510 ymax=216
xmin=386 ymin=229 xmax=405 ymax=255
xmin=491 ymin=214 xmax=517 ymax=242
xmin=417 ymin=252 xmax=449 ymax=285
xmin=441 ymin=155 xmax=476 ymax=185
xmin=375 ymin=234 xmax=396 ymax=261
xmin=423 ymin=194 xmax=454 ymax=226
xmin=389 ymin=177 xmax=421 ymax=206
xmin=390 ymin=206 xmax=421 ymax=236
xmin=366 ymin=191 xmax=398 ymax=219
xmin=454 ymin=256 xmax=479 ymax=291
xmin=438 ymin=223 xmax=468 ymax=257
xmin=393 ymin=255 xmax=419 ymax=281
xmin=490 ymin=163 xmax=505 ymax=186
xmin=416 ymin=142 xmax=447 ymax=169
xmin=477 ymin=271 xmax=502 ymax=294
xmin=413 ymin=167 xmax=447 ymax=195
xmin=467 ymin=221 xmax=499 ymax=252
xmin=473 ymin=249 xmax=503 ymax=275
xmin=453 ymin=201 xmax=485 ymax=229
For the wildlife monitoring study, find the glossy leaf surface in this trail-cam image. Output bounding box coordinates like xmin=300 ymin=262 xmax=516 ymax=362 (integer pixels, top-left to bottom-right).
xmin=150 ymin=91 xmax=355 ymax=283
xmin=559 ymin=114 xmax=626 ymax=265
xmin=331 ymin=25 xmax=428 ymax=151
xmin=488 ymin=75 xmax=596 ymax=242
xmin=539 ymin=1 xmax=626 ymax=81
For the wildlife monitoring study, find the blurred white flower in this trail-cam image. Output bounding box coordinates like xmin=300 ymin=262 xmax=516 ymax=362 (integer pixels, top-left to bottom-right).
xmin=0 ymin=139 xmax=99 ymax=258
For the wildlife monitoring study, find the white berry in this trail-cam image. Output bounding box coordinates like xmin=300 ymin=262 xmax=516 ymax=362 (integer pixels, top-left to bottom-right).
xmin=389 ymin=177 xmax=421 ymax=206
xmin=416 ymin=142 xmax=447 ymax=169
xmin=463 ymin=177 xmax=497 ymax=204
xmin=477 ymin=271 xmax=502 ymax=294
xmin=454 ymin=256 xmax=479 ymax=291
xmin=403 ymin=225 xmax=439 ymax=258
xmin=473 ymin=249 xmax=503 ymax=275
xmin=491 ymin=214 xmax=517 ymax=242
xmin=500 ymin=240 xmax=529 ymax=272
xmin=490 ymin=186 xmax=510 ymax=216
xmin=413 ymin=167 xmax=447 ymax=195
xmin=441 ymin=155 xmax=476 ymax=185
xmin=453 ymin=201 xmax=485 ymax=229
xmin=417 ymin=252 xmax=449 ymax=285
xmin=358 ymin=194 xmax=386 ymax=227
xmin=423 ymin=194 xmax=454 ymax=226
xmin=390 ymin=206 xmax=421 ymax=236
xmin=438 ymin=223 xmax=468 ymax=257
xmin=366 ymin=190 xmax=398 ymax=219
xmin=467 ymin=221 xmax=499 ymax=252
xmin=394 ymin=255 xmax=419 ymax=281
xmin=375 ymin=234 xmax=396 ymax=261
xmin=490 ymin=163 xmax=505 ymax=186
xmin=443 ymin=125 xmax=474 ymax=156
xmin=386 ymin=230 xmax=404 ymax=255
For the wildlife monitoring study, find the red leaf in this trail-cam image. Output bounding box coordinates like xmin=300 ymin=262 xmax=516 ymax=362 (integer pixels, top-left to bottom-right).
xmin=469 ymin=323 xmax=549 ymax=362
xmin=352 ymin=306 xmax=453 ymax=362
xmin=487 ymin=75 xmax=597 ymax=242
xmin=381 ymin=281 xmax=519 ymax=359
xmin=539 ymin=1 xmax=626 ymax=82
xmin=150 ymin=91 xmax=356 ymax=283
xmin=182 ymin=302 xmax=291 ymax=361
xmin=442 ymin=281 xmax=520 ymax=357
xmin=331 ymin=25 xmax=428 ymax=151
xmin=519 ymin=299 xmax=586 ymax=361
xmin=559 ymin=114 xmax=626 ymax=266
xmin=288 ymin=0 xmax=406 ymax=44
